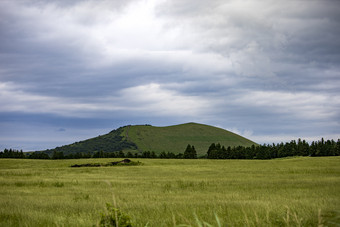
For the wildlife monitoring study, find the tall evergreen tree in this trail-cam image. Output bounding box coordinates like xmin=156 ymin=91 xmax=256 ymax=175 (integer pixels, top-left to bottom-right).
xmin=184 ymin=144 xmax=197 ymax=159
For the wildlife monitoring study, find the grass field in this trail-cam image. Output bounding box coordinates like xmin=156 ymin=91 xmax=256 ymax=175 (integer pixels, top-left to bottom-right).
xmin=123 ymin=123 xmax=256 ymax=155
xmin=0 ymin=157 xmax=339 ymax=226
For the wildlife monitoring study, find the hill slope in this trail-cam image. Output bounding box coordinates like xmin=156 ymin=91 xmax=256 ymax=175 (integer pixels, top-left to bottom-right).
xmin=122 ymin=122 xmax=256 ymax=156
xmin=42 ymin=126 xmax=137 ymax=156
xmin=41 ymin=123 xmax=257 ymax=156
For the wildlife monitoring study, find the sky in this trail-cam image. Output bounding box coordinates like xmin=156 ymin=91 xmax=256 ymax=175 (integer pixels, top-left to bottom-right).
xmin=1 ymin=0 xmax=340 ymax=151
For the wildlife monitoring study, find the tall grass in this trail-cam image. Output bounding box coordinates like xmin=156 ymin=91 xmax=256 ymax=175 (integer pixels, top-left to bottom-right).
xmin=0 ymin=157 xmax=339 ymax=226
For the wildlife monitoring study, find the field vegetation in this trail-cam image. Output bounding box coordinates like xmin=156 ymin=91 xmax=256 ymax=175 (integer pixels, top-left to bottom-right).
xmin=0 ymin=157 xmax=339 ymax=226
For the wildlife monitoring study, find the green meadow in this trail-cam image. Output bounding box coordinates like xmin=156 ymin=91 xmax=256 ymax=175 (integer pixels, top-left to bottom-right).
xmin=0 ymin=157 xmax=339 ymax=226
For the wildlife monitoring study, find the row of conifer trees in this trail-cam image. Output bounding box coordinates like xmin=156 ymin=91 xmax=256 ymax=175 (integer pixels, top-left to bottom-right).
xmin=206 ymin=138 xmax=340 ymax=159
xmin=1 ymin=138 xmax=339 ymax=160
xmin=0 ymin=144 xmax=197 ymax=159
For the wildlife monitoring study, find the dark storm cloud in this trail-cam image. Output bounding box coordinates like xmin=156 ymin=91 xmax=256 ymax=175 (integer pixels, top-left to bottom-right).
xmin=0 ymin=0 xmax=339 ymax=150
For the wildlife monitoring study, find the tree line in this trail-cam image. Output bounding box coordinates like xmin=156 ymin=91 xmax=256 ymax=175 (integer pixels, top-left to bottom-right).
xmin=1 ymin=138 xmax=339 ymax=160
xmin=0 ymin=149 xmax=26 ymax=159
xmin=206 ymin=138 xmax=340 ymax=159
xmin=0 ymin=144 xmax=198 ymax=160
xmin=49 ymin=144 xmax=198 ymax=159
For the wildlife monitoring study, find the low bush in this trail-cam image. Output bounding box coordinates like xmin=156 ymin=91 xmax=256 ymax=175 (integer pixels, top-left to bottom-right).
xmin=99 ymin=203 xmax=132 ymax=227
xmin=71 ymin=159 xmax=142 ymax=167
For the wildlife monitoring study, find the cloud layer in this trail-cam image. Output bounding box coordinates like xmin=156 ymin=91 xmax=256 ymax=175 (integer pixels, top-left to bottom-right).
xmin=1 ymin=0 xmax=339 ymax=150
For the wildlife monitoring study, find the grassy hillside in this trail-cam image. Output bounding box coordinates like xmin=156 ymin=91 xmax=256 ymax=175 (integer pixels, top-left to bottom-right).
xmin=42 ymin=127 xmax=137 ymax=156
xmin=122 ymin=122 xmax=256 ymax=156
xmin=1 ymin=157 xmax=339 ymax=226
xmin=40 ymin=122 xmax=256 ymax=156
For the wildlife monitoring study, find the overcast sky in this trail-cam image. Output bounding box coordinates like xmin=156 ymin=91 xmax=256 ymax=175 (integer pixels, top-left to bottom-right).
xmin=1 ymin=0 xmax=340 ymax=151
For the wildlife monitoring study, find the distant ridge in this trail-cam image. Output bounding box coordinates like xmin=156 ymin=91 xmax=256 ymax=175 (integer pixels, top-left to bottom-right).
xmin=41 ymin=122 xmax=257 ymax=156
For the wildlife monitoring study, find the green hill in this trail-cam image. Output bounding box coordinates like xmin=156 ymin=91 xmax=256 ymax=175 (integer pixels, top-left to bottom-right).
xmin=42 ymin=126 xmax=137 ymax=156
xmin=42 ymin=122 xmax=256 ymax=156
xmin=122 ymin=123 xmax=256 ymax=156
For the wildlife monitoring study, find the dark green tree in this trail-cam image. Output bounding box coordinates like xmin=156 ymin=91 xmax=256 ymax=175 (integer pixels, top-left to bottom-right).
xmin=184 ymin=144 xmax=197 ymax=159
xmin=29 ymin=152 xmax=49 ymax=159
xmin=52 ymin=151 xmax=64 ymax=159
xmin=150 ymin=151 xmax=157 ymax=158
xmin=117 ymin=150 xmax=125 ymax=158
xmin=159 ymin=152 xmax=167 ymax=159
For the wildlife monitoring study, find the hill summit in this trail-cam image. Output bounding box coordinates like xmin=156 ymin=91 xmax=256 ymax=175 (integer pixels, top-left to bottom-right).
xmin=43 ymin=122 xmax=257 ymax=156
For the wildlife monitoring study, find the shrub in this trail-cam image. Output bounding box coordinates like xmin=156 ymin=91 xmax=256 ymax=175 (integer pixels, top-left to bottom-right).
xmin=99 ymin=203 xmax=132 ymax=227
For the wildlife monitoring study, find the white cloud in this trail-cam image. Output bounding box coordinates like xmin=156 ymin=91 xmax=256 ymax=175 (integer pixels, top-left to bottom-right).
xmin=230 ymin=41 xmax=275 ymax=77
xmin=234 ymin=90 xmax=340 ymax=120
xmin=1 ymin=82 xmax=212 ymax=118
xmin=0 ymin=82 xmax=102 ymax=117
xmin=118 ymin=83 xmax=211 ymax=117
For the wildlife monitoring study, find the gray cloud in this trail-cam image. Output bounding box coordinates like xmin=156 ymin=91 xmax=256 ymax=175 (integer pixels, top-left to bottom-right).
xmin=0 ymin=0 xmax=339 ymax=150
